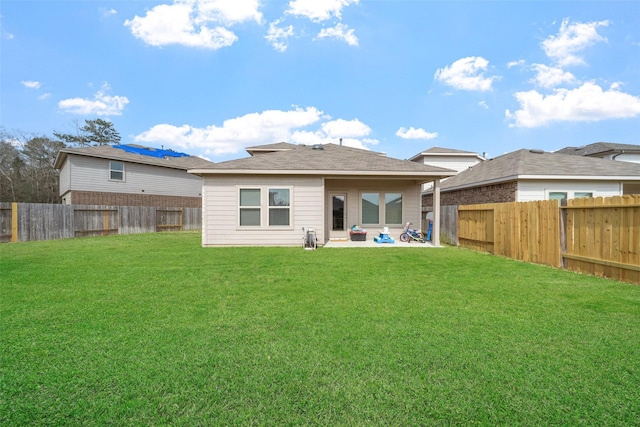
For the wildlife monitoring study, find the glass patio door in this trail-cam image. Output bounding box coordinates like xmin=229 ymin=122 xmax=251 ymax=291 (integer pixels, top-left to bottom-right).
xmin=330 ymin=194 xmax=347 ymax=239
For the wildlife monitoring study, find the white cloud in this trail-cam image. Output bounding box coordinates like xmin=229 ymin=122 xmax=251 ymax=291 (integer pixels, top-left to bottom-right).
xmin=542 ymin=18 xmax=609 ymax=66
xmin=135 ymin=107 xmax=325 ymax=156
xmin=321 ymin=118 xmax=370 ymax=138
xmin=434 ymin=56 xmax=499 ymax=92
xmin=286 ymin=0 xmax=359 ymax=22
xmin=316 ymin=23 xmax=358 ymax=46
xmin=530 ymin=64 xmax=577 ymax=88
xmin=265 ymin=19 xmax=294 ymax=52
xmin=478 ymin=101 xmax=489 ymax=110
xmin=506 ymin=82 xmax=640 ymax=128
xmin=38 ymin=93 xmax=51 ymax=100
xmin=21 ymin=80 xmax=41 ymax=89
xmin=135 ymin=109 xmax=379 ymax=156
xmin=58 ymin=83 xmax=129 ymax=116
xmin=101 ymin=7 xmax=117 ymax=17
xmin=124 ymin=0 xmax=262 ymax=49
xmin=507 ymin=59 xmax=525 ymax=68
xmin=396 ymin=127 xmax=438 ymax=140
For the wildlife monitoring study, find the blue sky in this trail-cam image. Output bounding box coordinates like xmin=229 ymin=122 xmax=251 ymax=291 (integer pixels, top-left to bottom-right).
xmin=2 ymin=0 xmax=639 ymax=162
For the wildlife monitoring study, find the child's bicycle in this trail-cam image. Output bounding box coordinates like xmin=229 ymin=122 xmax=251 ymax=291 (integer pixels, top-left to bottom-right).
xmin=399 ymin=222 xmax=426 ymax=243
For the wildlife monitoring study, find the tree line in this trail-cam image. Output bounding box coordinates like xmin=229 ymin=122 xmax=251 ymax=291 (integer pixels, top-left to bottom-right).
xmin=0 ymin=119 xmax=121 ymax=203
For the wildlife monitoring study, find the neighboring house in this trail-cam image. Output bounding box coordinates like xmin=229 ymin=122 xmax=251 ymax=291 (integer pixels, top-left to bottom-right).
xmin=422 ymin=148 xmax=640 ymax=208
xmin=188 ymin=142 xmax=455 ymax=247
xmin=54 ymin=144 xmax=215 ymax=207
xmin=555 ymin=142 xmax=640 ymax=164
xmin=409 ymin=146 xmax=485 ymax=191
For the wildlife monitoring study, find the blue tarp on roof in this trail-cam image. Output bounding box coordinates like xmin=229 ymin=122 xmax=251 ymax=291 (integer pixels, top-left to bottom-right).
xmin=113 ymin=144 xmax=190 ymax=159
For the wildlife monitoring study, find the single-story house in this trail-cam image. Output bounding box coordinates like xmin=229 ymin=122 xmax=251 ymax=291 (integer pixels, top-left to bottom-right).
xmin=555 ymin=142 xmax=640 ymax=164
xmin=422 ymin=148 xmax=640 ymax=208
xmin=188 ymin=142 xmax=456 ymax=247
xmin=54 ymin=144 xmax=215 ymax=207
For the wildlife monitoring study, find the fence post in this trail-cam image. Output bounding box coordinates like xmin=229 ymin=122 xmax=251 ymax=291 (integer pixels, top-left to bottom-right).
xmin=11 ymin=202 xmax=18 ymax=243
xmin=559 ymin=198 xmax=567 ymax=268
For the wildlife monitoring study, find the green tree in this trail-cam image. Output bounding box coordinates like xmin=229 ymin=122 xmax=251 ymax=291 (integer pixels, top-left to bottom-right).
xmin=54 ymin=118 xmax=121 ymax=146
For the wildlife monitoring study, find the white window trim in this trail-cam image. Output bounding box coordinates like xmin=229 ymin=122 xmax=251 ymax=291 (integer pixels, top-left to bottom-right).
xmin=546 ymin=189 xmax=594 ymax=200
xmin=109 ymin=160 xmax=125 ymax=182
xmin=360 ymin=191 xmax=404 ymax=226
xmin=237 ymin=186 xmax=293 ymax=230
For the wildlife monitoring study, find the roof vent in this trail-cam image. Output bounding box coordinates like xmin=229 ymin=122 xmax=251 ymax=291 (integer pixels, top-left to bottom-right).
xmin=312 ymin=144 xmax=324 ymax=150
xmin=529 ymin=149 xmax=545 ymax=154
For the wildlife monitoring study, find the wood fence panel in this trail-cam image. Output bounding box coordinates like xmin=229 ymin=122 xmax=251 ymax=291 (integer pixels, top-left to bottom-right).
xmin=16 ymin=203 xmax=75 ymax=242
xmin=156 ymin=208 xmax=183 ymax=232
xmin=459 ymin=200 xmax=561 ymax=268
xmin=458 ymin=204 xmax=494 ymax=253
xmin=73 ymin=206 xmax=118 ymax=238
xmin=0 ymin=203 xmax=11 ymax=242
xmin=182 ymin=208 xmax=202 ymax=231
xmin=119 ymin=206 xmax=156 ymax=235
xmin=563 ymin=195 xmax=640 ymax=284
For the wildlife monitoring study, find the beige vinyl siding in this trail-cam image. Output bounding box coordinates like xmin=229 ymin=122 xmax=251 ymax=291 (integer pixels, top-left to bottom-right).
xmin=59 ymin=161 xmax=71 ymax=195
xmin=67 ymin=155 xmax=202 ymax=197
xmin=202 ymin=175 xmax=324 ymax=246
xmin=517 ymin=180 xmax=622 ymax=202
xmin=325 ymin=179 xmax=422 ymax=238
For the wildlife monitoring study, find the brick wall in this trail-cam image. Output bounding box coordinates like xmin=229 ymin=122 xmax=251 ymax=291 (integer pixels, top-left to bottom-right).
xmin=423 ymin=181 xmax=517 ymax=209
xmin=69 ymin=191 xmax=202 ymax=208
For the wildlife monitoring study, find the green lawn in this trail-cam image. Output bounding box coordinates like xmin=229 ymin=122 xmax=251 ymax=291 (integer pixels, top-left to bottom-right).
xmin=1 ymin=232 xmax=639 ymax=426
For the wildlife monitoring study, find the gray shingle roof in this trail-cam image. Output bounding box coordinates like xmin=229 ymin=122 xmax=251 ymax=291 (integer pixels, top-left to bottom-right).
xmin=54 ymin=144 xmax=215 ymax=170
xmin=408 ymin=146 xmax=484 ymax=161
xmin=555 ymin=142 xmax=640 ymax=156
xmin=189 ymin=143 xmax=455 ymax=177
xmin=439 ymin=149 xmax=640 ymax=191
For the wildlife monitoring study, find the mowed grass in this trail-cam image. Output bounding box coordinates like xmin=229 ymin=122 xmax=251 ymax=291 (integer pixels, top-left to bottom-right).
xmin=1 ymin=232 xmax=639 ymax=426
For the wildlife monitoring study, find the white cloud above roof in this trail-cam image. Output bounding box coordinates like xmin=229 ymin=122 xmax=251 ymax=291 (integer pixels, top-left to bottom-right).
xmin=286 ymin=0 xmax=359 ymax=22
xmin=542 ymin=18 xmax=609 ymax=67
xmin=434 ymin=56 xmax=499 ymax=92
xmin=124 ymin=0 xmax=262 ymax=49
xmin=21 ymin=80 xmax=41 ymax=89
xmin=396 ymin=127 xmax=438 ymax=140
xmin=58 ymin=83 xmax=129 ymax=116
xmin=135 ymin=107 xmax=328 ymax=156
xmin=316 ymin=23 xmax=358 ymax=46
xmin=321 ymin=118 xmax=370 ymax=138
xmin=506 ymin=82 xmax=640 ymax=128
xmin=530 ymin=64 xmax=577 ymax=88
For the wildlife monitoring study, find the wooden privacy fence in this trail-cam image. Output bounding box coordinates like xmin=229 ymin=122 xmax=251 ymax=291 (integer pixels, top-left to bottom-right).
xmin=457 ymin=195 xmax=639 ymax=285
xmin=0 ymin=203 xmax=201 ymax=243
xmin=562 ymin=195 xmax=639 ymax=284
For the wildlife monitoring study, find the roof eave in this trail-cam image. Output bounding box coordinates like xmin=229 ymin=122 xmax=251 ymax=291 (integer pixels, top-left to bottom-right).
xmin=188 ymin=168 xmax=455 ymax=180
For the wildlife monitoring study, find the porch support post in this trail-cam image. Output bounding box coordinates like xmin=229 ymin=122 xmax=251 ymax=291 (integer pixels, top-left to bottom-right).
xmin=432 ymin=178 xmax=441 ymax=246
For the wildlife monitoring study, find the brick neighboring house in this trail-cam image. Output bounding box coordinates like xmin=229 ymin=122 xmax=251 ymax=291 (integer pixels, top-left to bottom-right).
xmin=555 ymin=142 xmax=640 ymax=164
xmin=422 ymin=148 xmax=640 ymax=209
xmin=54 ymin=144 xmax=214 ymax=207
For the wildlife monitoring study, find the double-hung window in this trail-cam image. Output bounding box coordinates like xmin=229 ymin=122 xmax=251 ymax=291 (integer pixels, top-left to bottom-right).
xmin=239 ymin=187 xmax=291 ymax=228
xmin=109 ymin=161 xmax=124 ymax=181
xmin=239 ymin=188 xmax=261 ymax=226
